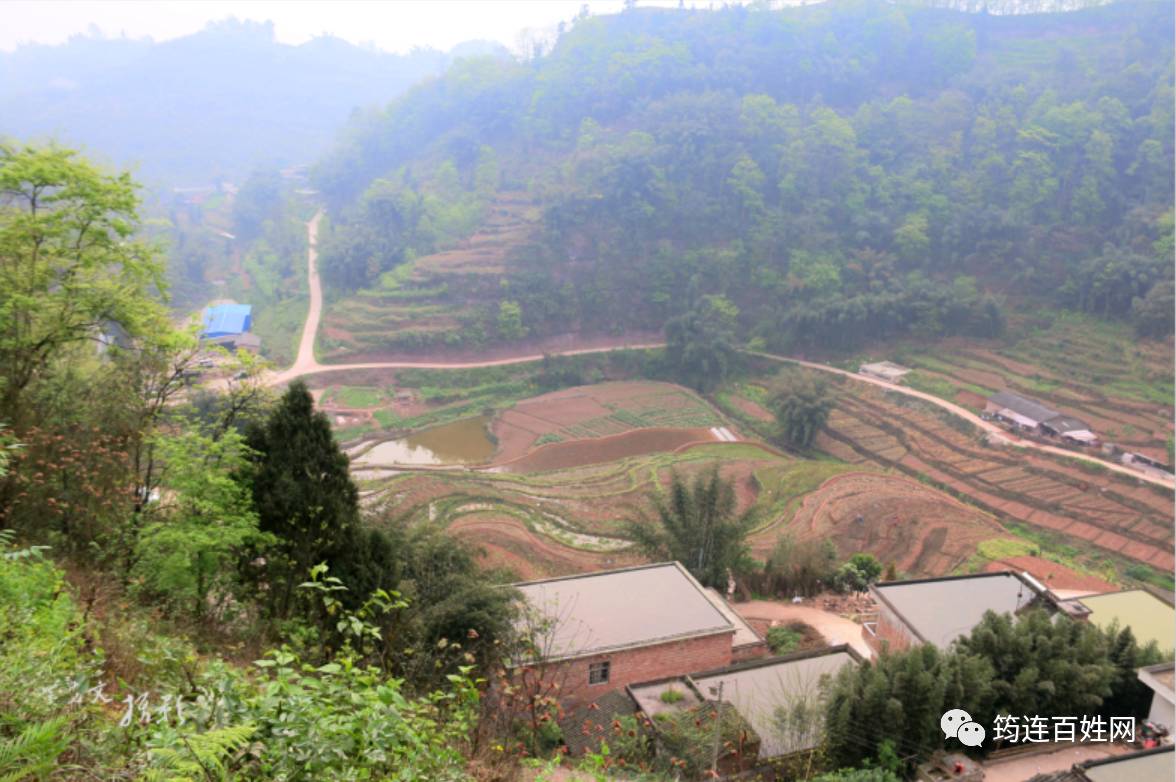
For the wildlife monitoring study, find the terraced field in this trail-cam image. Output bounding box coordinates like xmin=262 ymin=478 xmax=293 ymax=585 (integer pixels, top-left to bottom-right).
xmin=898 ymin=314 xmax=1174 ymax=463
xmin=492 ymin=381 xmax=729 ymax=464
xmin=359 ymin=435 xmax=1037 ymax=583
xmin=749 ymin=471 xmax=1015 ymax=577
xmin=319 ymin=192 xmax=539 ymax=360
xmin=814 ymin=382 xmax=1175 ymax=575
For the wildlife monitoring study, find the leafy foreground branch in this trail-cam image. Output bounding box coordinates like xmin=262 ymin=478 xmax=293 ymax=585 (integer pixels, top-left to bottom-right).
xmin=0 ymin=537 xmax=479 ymax=781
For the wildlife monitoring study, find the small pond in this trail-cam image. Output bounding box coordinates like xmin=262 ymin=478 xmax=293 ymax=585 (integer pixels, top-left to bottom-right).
xmin=354 ymin=415 xmax=495 ymax=466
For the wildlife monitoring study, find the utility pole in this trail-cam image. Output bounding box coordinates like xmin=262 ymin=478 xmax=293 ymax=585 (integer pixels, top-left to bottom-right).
xmin=709 ymin=680 xmax=725 ymax=777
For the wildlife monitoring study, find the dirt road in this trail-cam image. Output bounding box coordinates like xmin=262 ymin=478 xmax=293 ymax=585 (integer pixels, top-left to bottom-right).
xmin=734 ymin=600 xmax=875 ymax=660
xmin=285 ymin=209 xmax=324 ymax=381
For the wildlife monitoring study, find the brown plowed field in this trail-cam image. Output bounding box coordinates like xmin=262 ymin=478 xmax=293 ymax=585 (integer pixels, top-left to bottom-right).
xmin=500 ymin=427 xmax=718 ymax=473
xmin=816 ymin=384 xmax=1175 ymax=573
xmin=982 ymin=556 xmax=1115 ymax=593
xmin=749 ymin=472 xmax=1013 ymax=577
xmin=491 ymin=381 xmax=727 ymax=463
xmin=371 ymin=447 xmax=1017 ymax=582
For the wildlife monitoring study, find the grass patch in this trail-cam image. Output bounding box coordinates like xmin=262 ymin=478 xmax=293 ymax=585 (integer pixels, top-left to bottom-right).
xmin=660 ymin=687 xmax=686 ymax=705
xmin=903 ymin=370 xmax=960 ymax=400
xmin=251 ymin=295 xmax=308 ymax=368
xmin=373 ymin=409 xmax=402 ymax=429
xmin=327 ymin=386 xmax=385 ymax=408
xmin=976 ymin=537 xmax=1039 ymax=561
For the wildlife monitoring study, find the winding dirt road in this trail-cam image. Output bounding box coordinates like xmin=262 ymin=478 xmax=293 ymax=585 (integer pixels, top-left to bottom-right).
xmin=258 ymin=214 xmax=1173 ymax=489
xmin=264 ymin=211 xmax=664 ymax=386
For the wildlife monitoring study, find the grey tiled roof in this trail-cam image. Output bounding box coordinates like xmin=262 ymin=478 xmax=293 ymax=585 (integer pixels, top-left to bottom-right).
xmin=514 ymin=562 xmax=734 ymax=661
xmin=988 ymin=390 xmax=1059 ymax=423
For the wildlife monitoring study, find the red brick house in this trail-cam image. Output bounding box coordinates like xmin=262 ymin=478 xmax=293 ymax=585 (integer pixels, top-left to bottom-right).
xmin=512 ymin=562 xmax=765 ymax=710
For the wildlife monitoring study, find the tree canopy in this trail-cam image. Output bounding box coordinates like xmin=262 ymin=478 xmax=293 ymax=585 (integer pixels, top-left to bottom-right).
xmin=772 ymin=371 xmax=837 ymax=450
xmin=626 ymin=466 xmax=757 ymax=588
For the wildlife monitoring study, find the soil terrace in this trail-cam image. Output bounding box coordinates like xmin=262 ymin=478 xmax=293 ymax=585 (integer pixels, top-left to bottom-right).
xmin=817 ymin=383 xmax=1175 ymax=572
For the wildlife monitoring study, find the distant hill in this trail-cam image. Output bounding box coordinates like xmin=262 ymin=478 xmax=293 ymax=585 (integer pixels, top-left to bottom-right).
xmin=0 ymin=19 xmax=509 ymax=184
xmin=309 ymin=2 xmax=1174 ymax=358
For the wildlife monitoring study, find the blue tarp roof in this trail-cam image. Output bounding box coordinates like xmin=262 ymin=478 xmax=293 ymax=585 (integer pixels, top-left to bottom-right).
xmin=201 ymin=304 xmax=252 ymax=337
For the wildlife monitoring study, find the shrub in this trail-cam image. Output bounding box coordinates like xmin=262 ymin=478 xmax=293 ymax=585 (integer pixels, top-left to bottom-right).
xmin=766 ymin=624 xmax=804 ymax=655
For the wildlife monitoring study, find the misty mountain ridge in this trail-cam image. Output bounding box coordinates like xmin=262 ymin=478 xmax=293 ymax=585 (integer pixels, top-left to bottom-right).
xmin=0 ymin=18 xmax=510 ymax=184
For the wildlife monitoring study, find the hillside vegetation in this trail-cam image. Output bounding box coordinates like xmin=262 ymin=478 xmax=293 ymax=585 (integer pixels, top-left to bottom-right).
xmin=313 ymin=1 xmax=1174 ymax=358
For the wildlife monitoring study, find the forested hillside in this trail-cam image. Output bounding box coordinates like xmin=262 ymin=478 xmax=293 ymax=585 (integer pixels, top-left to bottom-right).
xmin=0 ymin=19 xmax=508 ymax=183
xmin=314 ymin=1 xmax=1174 ymax=357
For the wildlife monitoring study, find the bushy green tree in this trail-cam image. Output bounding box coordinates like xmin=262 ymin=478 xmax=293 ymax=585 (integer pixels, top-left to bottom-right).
xmin=1131 ymin=280 xmax=1175 ymax=338
xmin=956 ymin=609 xmax=1119 ymax=720
xmin=497 ymin=299 xmax=528 ymax=340
xmin=625 ymin=467 xmax=756 ymax=588
xmin=827 ymin=608 xmax=1162 ymax=769
xmin=132 ymin=430 xmax=268 ymax=620
xmin=760 ymin=533 xmax=837 ymax=597
xmin=834 ymin=553 xmax=883 ymax=594
xmin=825 ymin=643 xmax=994 ymax=769
xmin=0 ymin=145 xmax=166 ymax=429
xmin=664 ymin=294 xmax=739 ymax=392
xmin=384 ymin=523 xmax=519 ymax=682
xmin=0 ymin=145 xmax=199 ymax=565
xmin=771 ymin=371 xmax=835 ymax=450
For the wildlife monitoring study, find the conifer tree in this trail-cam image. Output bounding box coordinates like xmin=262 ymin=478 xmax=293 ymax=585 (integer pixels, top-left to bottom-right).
xmin=245 ymin=380 xmax=361 ymax=617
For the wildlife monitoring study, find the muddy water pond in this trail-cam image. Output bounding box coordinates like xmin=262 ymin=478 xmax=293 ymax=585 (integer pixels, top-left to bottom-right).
xmin=354 ymin=415 xmax=496 ymax=467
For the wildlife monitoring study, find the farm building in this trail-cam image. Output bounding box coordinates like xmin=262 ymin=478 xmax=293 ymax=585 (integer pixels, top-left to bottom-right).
xmin=1138 ymin=662 xmax=1175 ymax=731
xmin=1026 ymin=746 xmax=1174 ymax=782
xmin=206 ymin=332 xmax=261 ymax=353
xmin=869 ymin=571 xmax=1054 ymax=651
xmin=1061 ymin=588 xmax=1176 ymax=654
xmin=511 ymin=562 xmax=765 ymax=710
xmin=986 ymin=390 xmax=1062 ymax=429
xmin=1124 ymin=450 xmax=1172 ymax=472
xmin=201 ymin=303 xmax=253 ymax=338
xmin=859 ymin=361 xmax=911 ymax=383
xmin=1039 ymin=415 xmax=1098 ymax=445
xmin=561 ymin=646 xmax=859 ymax=765
xmin=686 ymin=646 xmax=860 ymax=758
xmin=985 ymin=391 xmax=1096 ymax=443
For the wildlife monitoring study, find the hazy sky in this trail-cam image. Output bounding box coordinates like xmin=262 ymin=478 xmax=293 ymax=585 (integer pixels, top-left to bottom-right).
xmin=1 ymin=1 xmax=677 ymax=54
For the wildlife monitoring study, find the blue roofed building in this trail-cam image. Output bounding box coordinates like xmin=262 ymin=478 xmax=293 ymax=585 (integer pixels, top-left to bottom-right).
xmin=201 ymin=304 xmax=253 ymax=338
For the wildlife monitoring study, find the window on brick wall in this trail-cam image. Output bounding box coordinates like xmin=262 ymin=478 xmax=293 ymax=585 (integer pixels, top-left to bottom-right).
xmin=588 ymin=661 xmax=610 ymax=685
